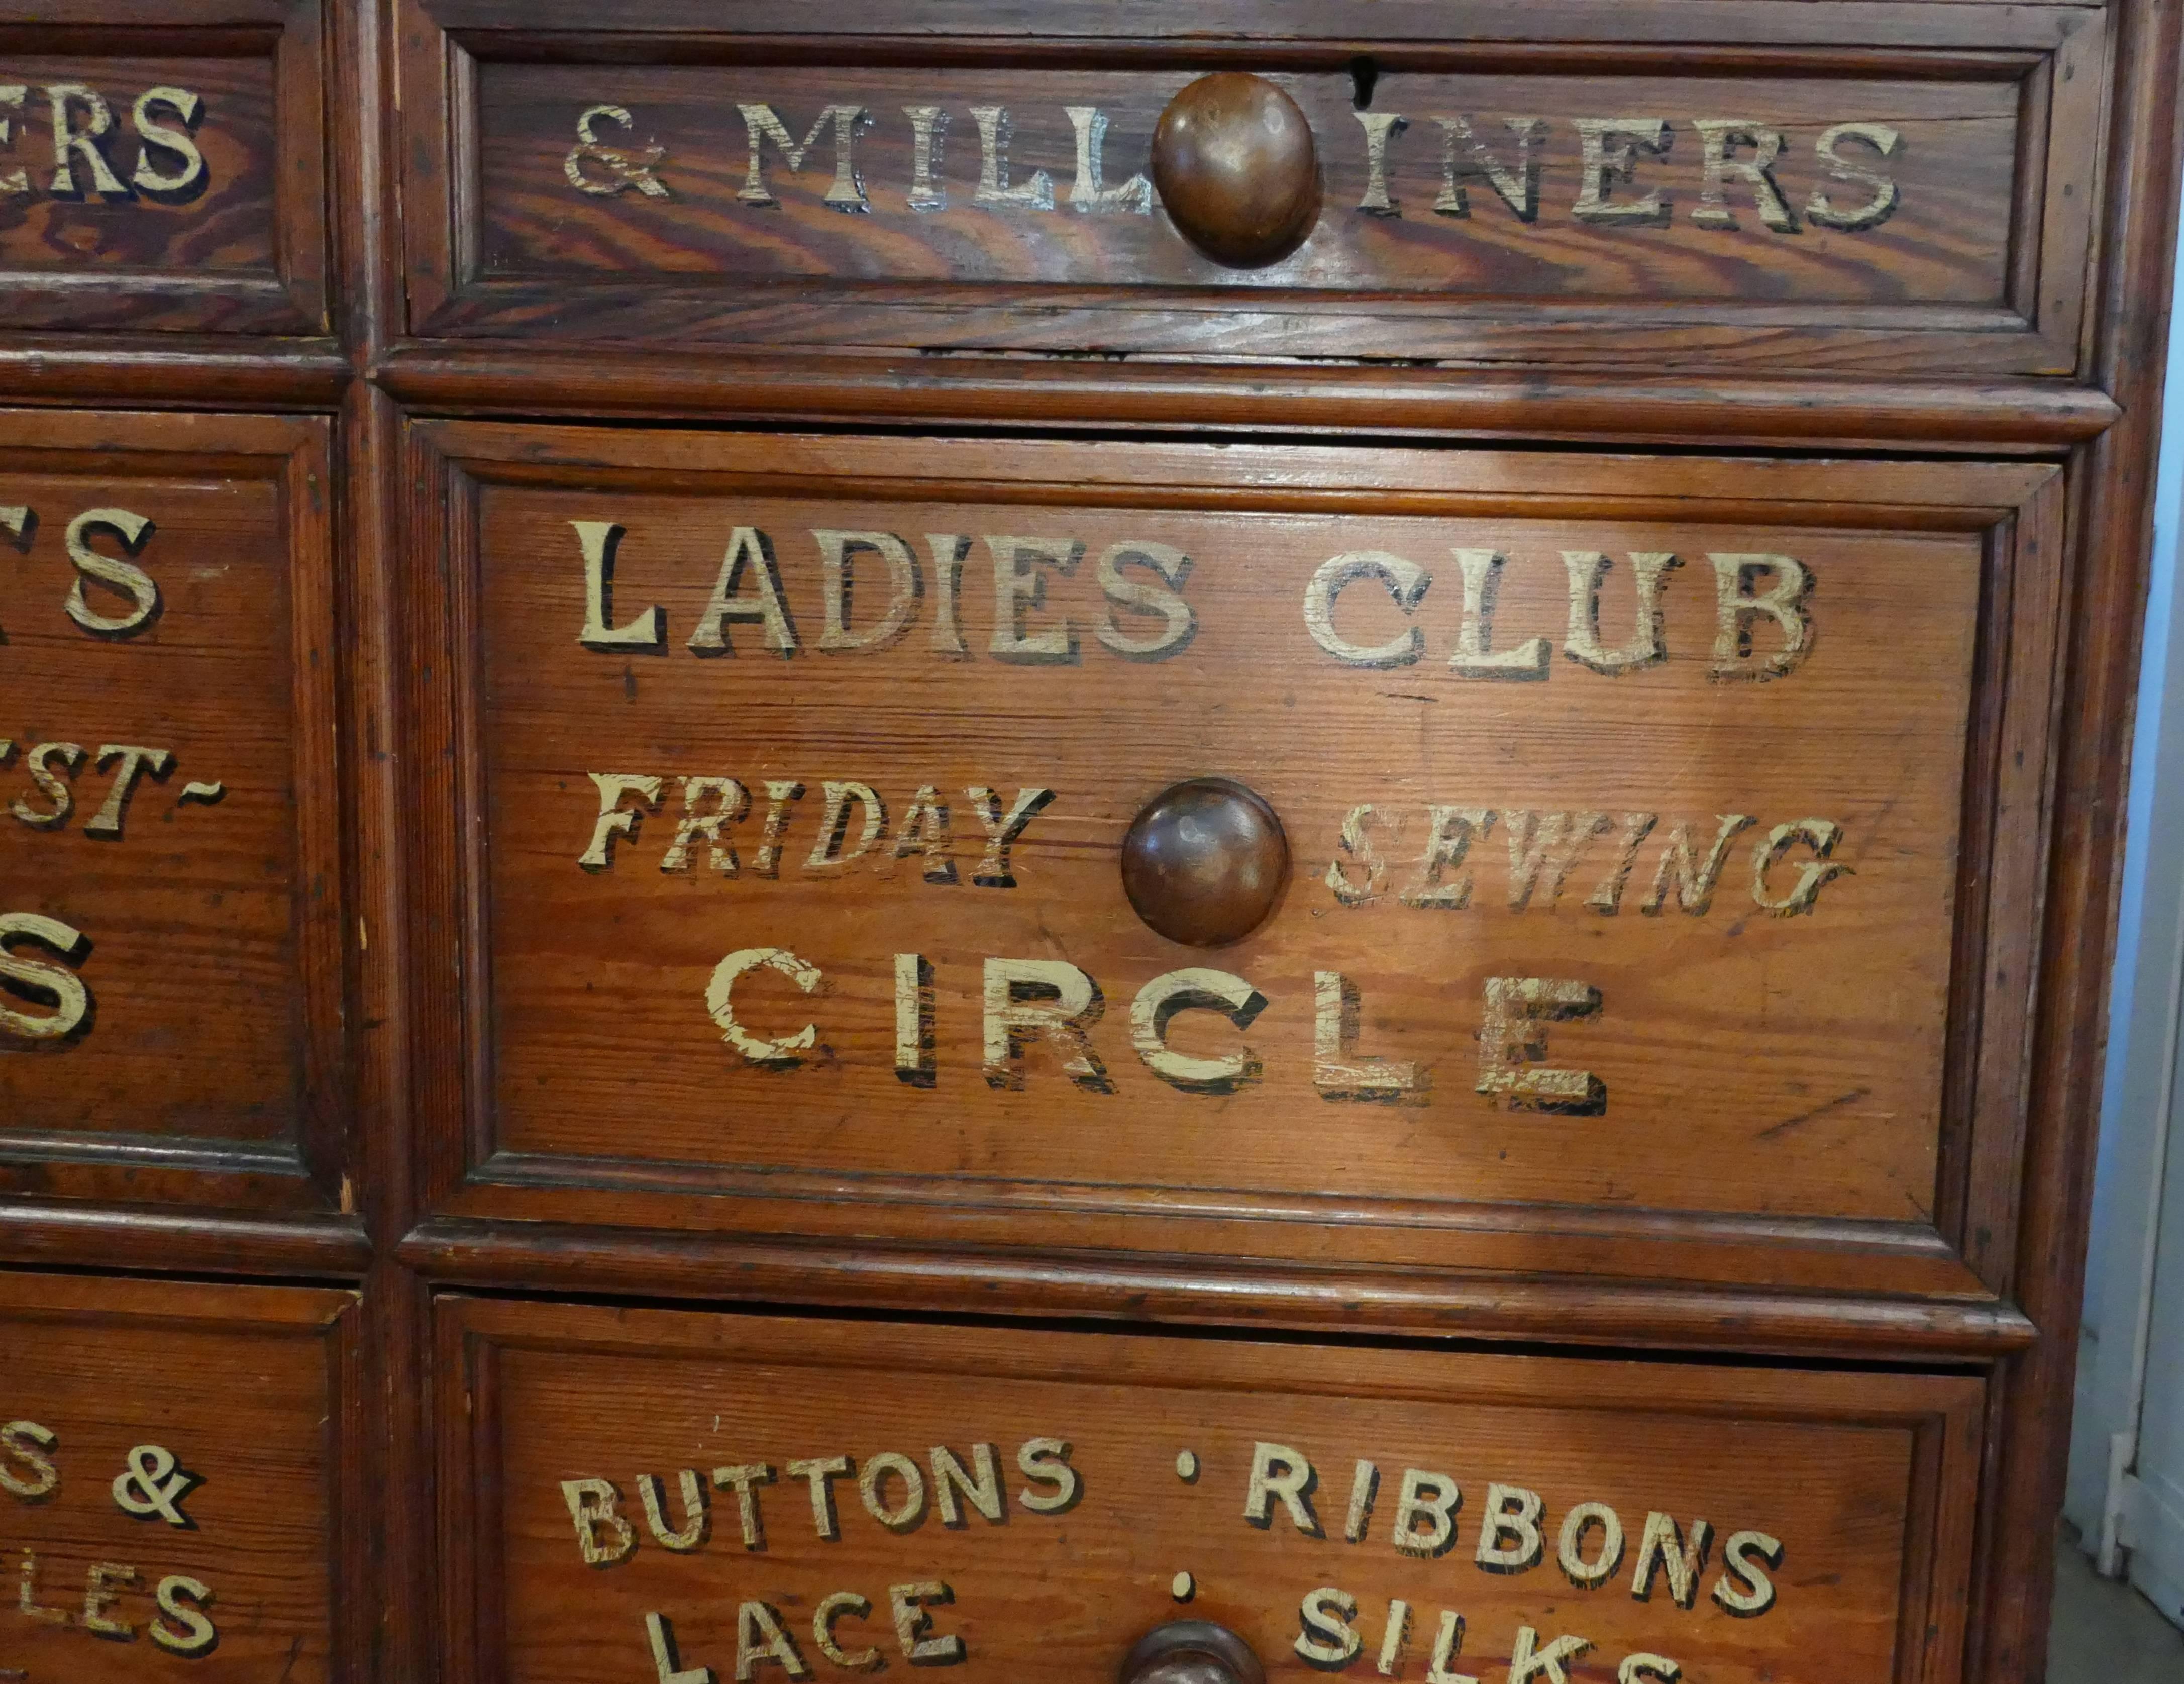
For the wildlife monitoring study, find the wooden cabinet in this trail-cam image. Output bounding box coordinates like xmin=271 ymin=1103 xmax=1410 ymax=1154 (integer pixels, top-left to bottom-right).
xmin=394 ymin=424 xmax=2057 ymax=1352
xmin=1 ymin=3 xmax=2178 ymax=1679
xmin=0 ymin=411 xmax=356 ymax=1242
xmin=438 ymin=1297 xmax=1985 ymax=1684
xmin=392 ymin=1 xmax=2100 ymax=380
xmin=0 ymin=2 xmax=333 ymax=358
xmin=0 ymin=1273 xmax=359 ymax=1681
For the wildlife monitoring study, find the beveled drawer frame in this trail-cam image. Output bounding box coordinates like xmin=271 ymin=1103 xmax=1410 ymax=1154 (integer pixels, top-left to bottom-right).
xmin=434 ymin=1293 xmax=1989 ymax=1684
xmin=0 ymin=1269 xmax=367 ymax=1684
xmin=0 ymin=0 xmax=331 ymax=339
xmin=0 ymin=409 xmax=363 ymax=1268
xmin=395 ymin=419 xmax=2064 ymax=1361
xmin=392 ymin=0 xmax=2103 ymax=385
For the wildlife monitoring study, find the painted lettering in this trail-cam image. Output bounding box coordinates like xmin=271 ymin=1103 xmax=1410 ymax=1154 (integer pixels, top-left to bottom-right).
xmin=0 ymin=913 xmax=91 ymax=1043
xmin=736 ymin=103 xmax=871 ymax=212
xmin=567 ymin=104 xmax=670 ymax=199
xmin=982 ymin=957 xmax=1109 ymax=1092
xmin=1313 ymin=970 xmax=1423 ymax=1102
xmin=1129 ymin=967 xmax=1266 ymax=1093
xmin=1477 ymin=977 xmax=1606 ymax=1115
xmin=706 ymin=946 xmax=823 ymax=1067
xmin=1244 ymin=1442 xmax=1322 ymax=1536
xmin=595 ymin=103 xmax=1905 ymax=234
xmin=0 ymin=1420 xmax=58 ymax=1500
xmin=560 ymin=1477 xmax=638 ymax=1567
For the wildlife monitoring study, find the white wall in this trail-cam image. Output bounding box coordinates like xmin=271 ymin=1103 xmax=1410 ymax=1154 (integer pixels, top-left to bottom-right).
xmin=2065 ymin=183 xmax=2184 ymax=1629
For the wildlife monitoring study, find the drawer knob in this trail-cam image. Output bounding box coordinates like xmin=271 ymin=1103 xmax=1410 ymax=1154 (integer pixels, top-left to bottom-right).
xmin=1121 ymin=1621 xmax=1267 ymax=1684
xmin=1121 ymin=777 xmax=1289 ymax=947
xmin=1151 ymin=73 xmax=1320 ymax=267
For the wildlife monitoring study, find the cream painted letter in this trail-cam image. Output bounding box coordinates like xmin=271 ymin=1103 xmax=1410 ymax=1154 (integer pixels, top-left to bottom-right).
xmin=574 ymin=520 xmax=664 ymax=650
xmin=705 ymin=948 xmax=823 ymax=1066
xmin=0 ymin=915 xmax=91 ymax=1042
xmin=1477 ymin=977 xmax=1605 ymax=1114
xmin=1130 ymin=967 xmax=1266 ymax=1093
xmin=1305 ymin=552 xmax=1431 ymax=667
xmin=1244 ymin=1442 xmax=1322 ymax=1536
xmin=560 ymin=1477 xmax=637 ymax=1567
xmin=983 ymin=958 xmax=1108 ymax=1091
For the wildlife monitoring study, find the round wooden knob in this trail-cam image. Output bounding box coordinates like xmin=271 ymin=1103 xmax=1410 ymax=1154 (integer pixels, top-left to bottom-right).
xmin=1121 ymin=778 xmax=1289 ymax=947
xmin=1151 ymin=73 xmax=1320 ymax=267
xmin=1120 ymin=1622 xmax=1266 ymax=1684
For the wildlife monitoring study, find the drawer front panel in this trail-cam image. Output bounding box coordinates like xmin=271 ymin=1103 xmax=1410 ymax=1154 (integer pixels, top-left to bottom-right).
xmin=0 ymin=1272 xmax=355 ymax=1681
xmin=404 ymin=424 xmax=2059 ymax=1307
xmin=401 ymin=0 xmax=2101 ymax=378
xmin=0 ymin=412 xmax=347 ymax=1215
xmin=441 ymin=1297 xmax=1984 ymax=1684
xmin=0 ymin=3 xmax=327 ymax=336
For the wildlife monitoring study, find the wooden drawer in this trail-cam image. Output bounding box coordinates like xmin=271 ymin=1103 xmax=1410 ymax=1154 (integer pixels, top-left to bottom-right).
xmin=0 ymin=411 xmax=356 ymax=1236
xmin=0 ymin=1271 xmax=357 ymax=1681
xmin=438 ymin=1296 xmax=1985 ymax=1684
xmin=394 ymin=0 xmax=2102 ymax=385
xmin=0 ymin=1 xmax=329 ymax=340
xmin=398 ymin=421 xmax=2060 ymax=1348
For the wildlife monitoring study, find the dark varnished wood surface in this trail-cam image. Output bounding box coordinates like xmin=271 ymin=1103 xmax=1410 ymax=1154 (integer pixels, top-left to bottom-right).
xmin=439 ymin=1297 xmax=1985 ymax=1684
xmin=396 ymin=423 xmax=2060 ymax=1314
xmin=412 ymin=0 xmax=2108 ymax=43
xmin=0 ymin=55 xmax=275 ymax=277
xmin=0 ymin=5 xmax=2175 ymax=1683
xmin=467 ymin=61 xmax=2013 ymax=302
xmin=401 ymin=1214 xmax=2038 ymax=1361
xmin=0 ymin=2 xmax=330 ymax=339
xmin=372 ymin=343 xmax=2125 ymax=451
xmin=0 ymin=409 xmax=351 ymax=1220
xmin=0 ymin=1270 xmax=359 ymax=1682
xmin=397 ymin=0 xmax=2103 ymax=379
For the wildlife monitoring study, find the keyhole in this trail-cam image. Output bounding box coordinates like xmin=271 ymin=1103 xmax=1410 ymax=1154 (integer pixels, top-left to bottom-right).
xmin=1350 ymin=55 xmax=1379 ymax=111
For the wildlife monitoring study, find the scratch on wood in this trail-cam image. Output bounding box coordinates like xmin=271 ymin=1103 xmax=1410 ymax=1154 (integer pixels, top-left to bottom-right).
xmin=1756 ymin=1086 xmax=1870 ymax=1140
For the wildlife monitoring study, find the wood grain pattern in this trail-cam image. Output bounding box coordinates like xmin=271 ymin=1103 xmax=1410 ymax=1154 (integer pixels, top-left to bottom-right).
xmin=0 ymin=1270 xmax=357 ymax=1684
xmin=395 ymin=422 xmax=2061 ymax=1309
xmin=439 ymin=1297 xmax=1985 ymax=1684
xmin=419 ymin=0 xmax=2103 ymax=43
xmin=483 ymin=496 xmax=1959 ymax=1215
xmin=477 ymin=66 xmax=2015 ymax=299
xmin=0 ymin=56 xmax=274 ymax=273
xmin=401 ymin=1215 xmax=2037 ymax=1361
xmin=0 ymin=409 xmax=351 ymax=1219
xmin=0 ymin=2 xmax=329 ymax=337
xmin=0 ymin=8 xmax=2168 ymax=1684
xmin=397 ymin=0 xmax=2103 ymax=378
xmin=1962 ymin=0 xmax=2184 ymax=1675
xmin=372 ymin=344 xmax=2123 ymax=452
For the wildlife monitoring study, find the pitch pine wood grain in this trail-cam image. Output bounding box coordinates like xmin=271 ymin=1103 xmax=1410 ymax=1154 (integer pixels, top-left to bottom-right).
xmin=0 ymin=9 xmax=329 ymax=336
xmin=480 ymin=489 xmax=1967 ymax=1216
xmin=477 ymin=65 xmax=2013 ymax=302
xmin=395 ymin=423 xmax=2063 ymax=1302
xmin=0 ymin=409 xmax=347 ymax=1217
xmin=0 ymin=1271 xmax=355 ymax=1684
xmin=442 ymin=1297 xmax=1984 ymax=1684
xmin=0 ymin=58 xmax=274 ymax=270
xmin=397 ymin=0 xmax=2105 ymax=378
xmin=0 ymin=10 xmax=2175 ymax=1684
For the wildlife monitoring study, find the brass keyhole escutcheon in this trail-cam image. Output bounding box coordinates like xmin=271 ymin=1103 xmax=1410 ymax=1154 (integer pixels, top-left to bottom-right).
xmin=1120 ymin=777 xmax=1289 ymax=948
xmin=1120 ymin=1621 xmax=1267 ymax=1684
xmin=1150 ymin=73 xmax=1321 ymax=268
